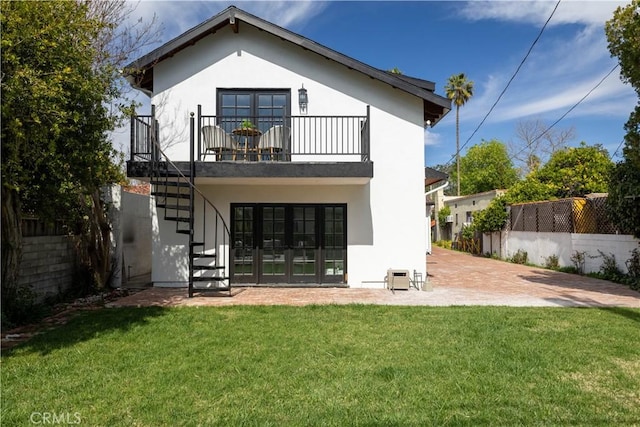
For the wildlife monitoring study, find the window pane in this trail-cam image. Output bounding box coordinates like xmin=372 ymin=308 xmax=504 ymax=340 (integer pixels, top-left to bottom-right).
xmin=237 ymin=94 xmax=250 ymax=106
xmin=273 ymin=95 xmax=286 ymax=106
xmin=258 ymin=95 xmax=272 ymax=107
xmin=221 ymin=94 xmax=235 ymax=106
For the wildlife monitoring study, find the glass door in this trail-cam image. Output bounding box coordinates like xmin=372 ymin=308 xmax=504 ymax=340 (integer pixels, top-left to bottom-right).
xmin=291 ymin=206 xmax=317 ymax=282
xmin=232 ymin=204 xmax=346 ymax=285
xmin=261 ymin=206 xmax=286 ymax=282
xmin=232 ymin=206 xmax=256 ymax=282
xmin=322 ymin=206 xmax=346 ymax=283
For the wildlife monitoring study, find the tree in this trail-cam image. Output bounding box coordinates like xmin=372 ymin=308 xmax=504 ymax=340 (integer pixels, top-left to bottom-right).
xmin=508 ymin=119 xmax=575 ymax=177
xmin=473 ymin=197 xmax=509 ymax=233
xmin=505 ymin=142 xmax=614 ymax=204
xmin=504 ymin=176 xmax=557 ymax=204
xmin=445 ymin=73 xmax=474 ymax=196
xmin=536 ymin=142 xmax=613 ymax=198
xmin=1 ymin=1 xmax=159 ymax=318
xmin=605 ymin=0 xmax=640 ymax=237
xmin=451 ymin=139 xmax=519 ymax=195
xmin=438 ymin=205 xmax=451 ymax=230
xmin=607 ymin=161 xmax=640 ymax=237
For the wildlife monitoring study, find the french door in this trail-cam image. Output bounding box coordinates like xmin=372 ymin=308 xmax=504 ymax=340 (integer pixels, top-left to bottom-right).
xmin=231 ymin=204 xmax=346 ymax=284
xmin=218 ymin=89 xmax=290 ymax=133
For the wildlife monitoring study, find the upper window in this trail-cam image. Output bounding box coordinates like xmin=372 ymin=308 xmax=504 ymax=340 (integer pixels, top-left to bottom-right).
xmin=217 ymin=89 xmax=290 ymax=133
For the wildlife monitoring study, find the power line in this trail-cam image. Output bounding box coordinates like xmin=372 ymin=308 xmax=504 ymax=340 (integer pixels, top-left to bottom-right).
xmin=510 ymin=63 xmax=620 ymax=163
xmin=612 ymin=138 xmax=625 ymax=159
xmin=443 ymin=0 xmax=562 ymax=168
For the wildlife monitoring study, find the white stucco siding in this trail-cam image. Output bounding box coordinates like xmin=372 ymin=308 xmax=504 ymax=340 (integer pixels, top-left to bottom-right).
xmin=149 ymin=23 xmax=430 ymax=288
xmin=151 ymin=204 xmax=190 ymax=286
xmin=363 ymin=99 xmax=427 ymax=285
xmin=152 ymin=24 xmax=369 ymax=161
xmin=204 ymin=181 xmax=426 ymax=287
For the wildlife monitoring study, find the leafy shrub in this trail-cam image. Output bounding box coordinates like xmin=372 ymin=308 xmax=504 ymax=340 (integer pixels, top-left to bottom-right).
xmin=437 ymin=206 xmax=451 ymax=229
xmin=557 ymin=266 xmax=579 ymax=274
xmin=509 ymin=249 xmax=528 ymax=265
xmin=434 ymin=240 xmax=452 ymax=249
xmin=1 ymin=285 xmax=45 ymax=331
xmin=597 ymin=251 xmax=623 ymax=278
xmin=474 ymin=197 xmax=508 ymax=232
xmin=544 ymin=254 xmax=560 ymax=270
xmin=625 ymin=248 xmax=640 ymax=290
xmin=461 ymin=224 xmax=475 ymax=241
xmin=484 ymin=252 xmax=501 ymax=260
xmin=570 ymin=251 xmax=586 ymax=275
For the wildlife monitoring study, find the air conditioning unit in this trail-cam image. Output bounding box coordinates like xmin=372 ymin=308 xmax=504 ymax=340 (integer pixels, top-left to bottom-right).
xmin=387 ymin=269 xmax=410 ymax=290
xmin=445 ymin=215 xmax=454 ymax=223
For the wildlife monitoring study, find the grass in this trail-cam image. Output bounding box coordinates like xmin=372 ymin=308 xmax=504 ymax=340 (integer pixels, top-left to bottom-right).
xmin=2 ymin=305 xmax=640 ymax=426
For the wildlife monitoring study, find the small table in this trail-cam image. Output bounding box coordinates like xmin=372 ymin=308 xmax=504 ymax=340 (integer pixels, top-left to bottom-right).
xmin=232 ymin=128 xmax=262 ymax=161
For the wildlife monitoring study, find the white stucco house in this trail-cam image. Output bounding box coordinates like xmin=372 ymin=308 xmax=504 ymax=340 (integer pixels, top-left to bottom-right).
xmin=444 ymin=189 xmax=506 ymax=237
xmin=125 ymin=6 xmax=450 ymax=295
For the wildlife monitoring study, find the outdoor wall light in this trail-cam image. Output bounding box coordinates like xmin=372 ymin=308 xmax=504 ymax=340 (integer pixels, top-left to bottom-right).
xmin=298 ymin=84 xmax=308 ymax=114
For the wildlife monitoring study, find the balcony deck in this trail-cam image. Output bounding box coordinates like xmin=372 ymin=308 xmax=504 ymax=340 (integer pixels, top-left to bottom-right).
xmin=127 ymin=106 xmax=373 ymax=181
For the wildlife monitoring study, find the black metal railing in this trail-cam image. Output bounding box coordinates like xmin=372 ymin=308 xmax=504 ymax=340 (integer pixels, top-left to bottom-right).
xmin=197 ymin=109 xmax=369 ymax=162
xmin=129 ymin=105 xmax=370 ymax=163
xmin=130 ymin=105 xmax=159 ymax=162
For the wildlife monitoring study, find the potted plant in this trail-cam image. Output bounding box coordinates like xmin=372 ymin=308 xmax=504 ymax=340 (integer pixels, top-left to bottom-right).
xmin=240 ymin=119 xmax=255 ymax=129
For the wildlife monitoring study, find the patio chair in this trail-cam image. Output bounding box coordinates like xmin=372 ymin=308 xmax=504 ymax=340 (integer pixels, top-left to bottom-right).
xmin=258 ymin=125 xmax=290 ymax=161
xmin=202 ymin=125 xmax=237 ymax=161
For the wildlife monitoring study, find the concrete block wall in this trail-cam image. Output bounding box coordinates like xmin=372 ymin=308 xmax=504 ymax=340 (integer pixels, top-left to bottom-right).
xmin=501 ymin=231 xmax=638 ymax=274
xmin=18 ymin=235 xmax=76 ymax=303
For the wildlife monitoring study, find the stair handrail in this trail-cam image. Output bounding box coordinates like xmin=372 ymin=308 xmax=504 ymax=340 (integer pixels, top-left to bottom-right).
xmin=144 ymin=109 xmax=231 ymax=236
xmin=143 ymin=108 xmax=231 ymax=293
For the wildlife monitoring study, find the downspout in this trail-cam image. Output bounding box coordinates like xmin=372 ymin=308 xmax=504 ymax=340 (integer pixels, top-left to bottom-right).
xmin=424 ymin=181 xmax=449 ymax=198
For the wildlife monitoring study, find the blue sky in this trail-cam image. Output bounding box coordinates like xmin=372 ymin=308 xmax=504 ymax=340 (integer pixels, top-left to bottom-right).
xmin=123 ymin=0 xmax=636 ymax=168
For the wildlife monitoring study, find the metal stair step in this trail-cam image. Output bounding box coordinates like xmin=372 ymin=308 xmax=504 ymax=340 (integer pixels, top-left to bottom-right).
xmin=191 ymin=253 xmax=216 ymax=259
xmin=165 ymin=216 xmax=190 ymax=223
xmin=152 ymin=192 xmax=191 ymax=199
xmin=157 ymin=204 xmax=190 ymax=211
xmin=192 ymin=265 xmax=225 ymax=271
xmin=192 ymin=276 xmax=229 ymax=282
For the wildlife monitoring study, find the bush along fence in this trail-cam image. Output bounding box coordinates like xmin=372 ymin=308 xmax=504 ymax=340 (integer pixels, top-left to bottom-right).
xmin=441 ymin=195 xmax=639 ymax=289
xmin=497 ymin=197 xmax=639 ymax=289
xmin=508 ymin=196 xmax=624 ymax=234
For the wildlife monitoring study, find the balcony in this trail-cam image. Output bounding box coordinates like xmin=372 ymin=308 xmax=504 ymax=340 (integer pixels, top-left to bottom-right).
xmin=127 ymin=105 xmax=373 ymax=182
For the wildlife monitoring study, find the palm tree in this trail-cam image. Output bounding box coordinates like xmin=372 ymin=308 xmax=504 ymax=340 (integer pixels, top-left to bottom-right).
xmin=445 ymin=73 xmax=474 ymax=196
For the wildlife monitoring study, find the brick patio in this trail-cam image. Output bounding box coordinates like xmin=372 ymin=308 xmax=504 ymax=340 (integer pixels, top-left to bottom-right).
xmin=108 ymin=247 xmax=640 ymax=308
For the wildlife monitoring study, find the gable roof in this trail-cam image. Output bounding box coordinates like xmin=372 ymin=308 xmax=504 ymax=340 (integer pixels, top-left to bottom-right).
xmin=125 ymin=6 xmax=451 ymax=126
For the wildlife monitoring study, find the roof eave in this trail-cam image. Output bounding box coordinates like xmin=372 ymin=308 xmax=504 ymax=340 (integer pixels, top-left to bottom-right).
xmin=125 ymin=6 xmax=452 ymax=122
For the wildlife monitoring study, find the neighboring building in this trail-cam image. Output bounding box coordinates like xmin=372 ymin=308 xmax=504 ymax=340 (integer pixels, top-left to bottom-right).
xmin=444 ymin=190 xmax=506 ymax=237
xmin=125 ymin=6 xmax=450 ymax=294
xmin=425 ymin=167 xmax=449 ymax=243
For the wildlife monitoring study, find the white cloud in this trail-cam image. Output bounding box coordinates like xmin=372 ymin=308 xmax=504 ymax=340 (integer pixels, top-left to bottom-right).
xmin=459 ymin=0 xmax=628 ymax=27
xmin=453 ymin=0 xmax=636 ymax=127
xmin=424 ymin=128 xmax=443 ymax=147
xmin=129 ymin=1 xmax=329 ymax=47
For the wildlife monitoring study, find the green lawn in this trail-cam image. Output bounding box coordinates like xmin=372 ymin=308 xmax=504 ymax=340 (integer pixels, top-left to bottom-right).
xmin=2 ymin=306 xmax=639 ymax=426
